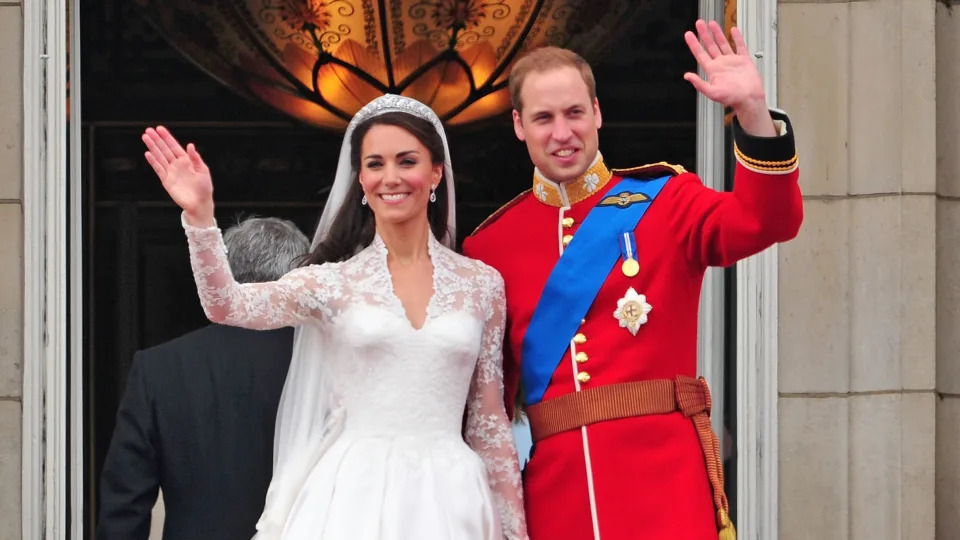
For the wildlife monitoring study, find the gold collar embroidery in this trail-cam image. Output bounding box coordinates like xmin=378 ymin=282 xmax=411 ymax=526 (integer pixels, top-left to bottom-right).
xmin=532 ymin=155 xmax=613 ymax=208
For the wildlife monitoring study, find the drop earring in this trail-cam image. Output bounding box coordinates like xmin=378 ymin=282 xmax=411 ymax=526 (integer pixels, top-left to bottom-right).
xmin=429 ymin=187 xmax=437 ymax=203
xmin=361 ymin=195 xmax=368 ymax=206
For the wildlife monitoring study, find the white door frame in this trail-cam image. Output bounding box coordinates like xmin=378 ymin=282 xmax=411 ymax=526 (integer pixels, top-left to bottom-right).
xmin=23 ymin=0 xmax=779 ymax=537
xmin=735 ymin=0 xmax=780 ymax=538
xmin=696 ymin=0 xmax=728 ymax=453
xmin=696 ymin=0 xmax=780 ymax=538
xmin=23 ymin=0 xmax=83 ymax=537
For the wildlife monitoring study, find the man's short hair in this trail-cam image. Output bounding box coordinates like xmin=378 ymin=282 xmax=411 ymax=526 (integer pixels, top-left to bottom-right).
xmin=222 ymin=216 xmax=310 ymax=283
xmin=508 ymin=46 xmax=597 ymax=113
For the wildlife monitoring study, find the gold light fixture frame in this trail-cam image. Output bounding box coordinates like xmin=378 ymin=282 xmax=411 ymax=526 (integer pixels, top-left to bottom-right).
xmin=135 ymin=0 xmax=646 ymax=129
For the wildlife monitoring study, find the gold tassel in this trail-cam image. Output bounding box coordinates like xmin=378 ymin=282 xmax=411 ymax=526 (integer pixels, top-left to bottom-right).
xmin=717 ymin=509 xmax=736 ymax=540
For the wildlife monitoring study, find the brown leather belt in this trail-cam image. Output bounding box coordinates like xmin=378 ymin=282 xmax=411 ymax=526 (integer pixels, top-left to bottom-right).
xmin=525 ymin=375 xmax=736 ymax=539
xmin=525 ymin=376 xmax=710 ymax=442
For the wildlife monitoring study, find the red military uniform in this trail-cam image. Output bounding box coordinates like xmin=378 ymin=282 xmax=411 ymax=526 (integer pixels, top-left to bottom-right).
xmin=462 ymin=112 xmax=802 ymax=540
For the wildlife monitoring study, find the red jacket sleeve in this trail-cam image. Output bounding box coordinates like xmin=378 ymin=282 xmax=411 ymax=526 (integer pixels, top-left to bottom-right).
xmin=661 ymin=110 xmax=802 ymax=268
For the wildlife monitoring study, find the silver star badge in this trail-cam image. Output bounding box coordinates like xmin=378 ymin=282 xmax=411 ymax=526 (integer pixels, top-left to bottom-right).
xmin=613 ymin=287 xmax=652 ymax=336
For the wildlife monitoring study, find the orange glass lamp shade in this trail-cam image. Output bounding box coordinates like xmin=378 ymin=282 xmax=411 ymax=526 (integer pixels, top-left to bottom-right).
xmin=135 ymin=0 xmax=644 ymax=129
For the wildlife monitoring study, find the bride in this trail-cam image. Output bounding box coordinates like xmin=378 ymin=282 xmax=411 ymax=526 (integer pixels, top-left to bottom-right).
xmin=141 ymin=94 xmax=528 ymax=539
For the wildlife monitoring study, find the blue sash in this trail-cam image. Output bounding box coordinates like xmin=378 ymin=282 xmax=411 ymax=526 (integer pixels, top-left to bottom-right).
xmin=521 ymin=175 xmax=671 ymax=406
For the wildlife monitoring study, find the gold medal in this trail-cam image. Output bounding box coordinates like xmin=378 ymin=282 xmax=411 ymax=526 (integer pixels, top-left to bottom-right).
xmin=619 ymin=232 xmax=640 ymax=278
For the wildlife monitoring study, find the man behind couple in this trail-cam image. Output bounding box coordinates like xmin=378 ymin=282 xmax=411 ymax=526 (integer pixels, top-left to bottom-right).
xmin=97 ymin=216 xmax=311 ymax=539
xmin=102 ymin=19 xmax=801 ymax=540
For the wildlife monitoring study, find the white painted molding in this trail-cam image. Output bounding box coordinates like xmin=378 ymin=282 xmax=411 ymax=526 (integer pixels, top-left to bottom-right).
xmin=22 ymin=0 xmax=47 ymax=536
xmin=48 ymin=0 xmax=70 ymax=534
xmin=696 ymin=0 xmax=728 ymax=450
xmin=70 ymin=0 xmax=86 ymax=537
xmin=23 ymin=0 xmax=72 ymax=537
xmin=736 ymin=0 xmax=780 ymax=538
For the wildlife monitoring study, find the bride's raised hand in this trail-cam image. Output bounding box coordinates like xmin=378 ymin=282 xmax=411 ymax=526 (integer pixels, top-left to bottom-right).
xmin=142 ymin=126 xmax=215 ymax=226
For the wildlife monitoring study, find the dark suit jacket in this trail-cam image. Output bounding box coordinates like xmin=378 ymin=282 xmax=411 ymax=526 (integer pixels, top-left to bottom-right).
xmin=97 ymin=324 xmax=294 ymax=540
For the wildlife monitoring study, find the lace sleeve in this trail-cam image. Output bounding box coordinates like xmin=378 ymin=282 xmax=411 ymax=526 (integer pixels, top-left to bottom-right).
xmin=183 ymin=215 xmax=331 ymax=329
xmin=464 ymin=268 xmax=528 ymax=540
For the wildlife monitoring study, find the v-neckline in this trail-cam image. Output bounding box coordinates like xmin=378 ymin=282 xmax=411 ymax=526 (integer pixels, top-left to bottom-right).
xmin=374 ymin=233 xmax=438 ymax=331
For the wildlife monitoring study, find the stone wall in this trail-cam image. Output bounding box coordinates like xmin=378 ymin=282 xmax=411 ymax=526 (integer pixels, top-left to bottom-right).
xmin=0 ymin=2 xmax=23 ymax=538
xmin=778 ymin=0 xmax=938 ymax=538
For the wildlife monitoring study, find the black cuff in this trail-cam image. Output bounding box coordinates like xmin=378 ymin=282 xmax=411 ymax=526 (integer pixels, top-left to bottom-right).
xmin=732 ymin=110 xmax=798 ymax=174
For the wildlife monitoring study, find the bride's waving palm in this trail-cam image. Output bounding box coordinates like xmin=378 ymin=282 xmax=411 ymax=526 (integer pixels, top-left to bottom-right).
xmin=142 ymin=126 xmax=214 ymax=223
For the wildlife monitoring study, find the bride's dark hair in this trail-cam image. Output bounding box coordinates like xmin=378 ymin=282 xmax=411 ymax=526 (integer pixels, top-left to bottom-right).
xmin=301 ymin=111 xmax=451 ymax=266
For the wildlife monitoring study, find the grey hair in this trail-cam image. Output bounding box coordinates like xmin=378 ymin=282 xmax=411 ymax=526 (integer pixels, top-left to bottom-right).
xmin=222 ymin=216 xmax=310 ymax=283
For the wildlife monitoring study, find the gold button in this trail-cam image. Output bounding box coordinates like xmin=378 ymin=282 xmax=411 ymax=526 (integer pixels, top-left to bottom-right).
xmin=573 ymin=333 xmax=587 ymax=345
xmin=562 ymin=234 xmax=573 ymax=246
xmin=562 ymin=217 xmax=575 ymax=228
xmin=577 ymin=371 xmax=591 ymax=383
xmin=575 ymin=351 xmax=589 ymax=363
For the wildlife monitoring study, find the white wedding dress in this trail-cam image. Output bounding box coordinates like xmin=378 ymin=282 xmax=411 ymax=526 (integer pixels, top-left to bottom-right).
xmin=183 ymin=219 xmax=526 ymax=540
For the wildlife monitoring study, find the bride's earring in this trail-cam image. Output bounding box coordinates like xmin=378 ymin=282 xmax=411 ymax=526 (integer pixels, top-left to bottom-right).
xmin=429 ymin=186 xmax=437 ymax=203
xmin=361 ymin=195 xmax=368 ymax=206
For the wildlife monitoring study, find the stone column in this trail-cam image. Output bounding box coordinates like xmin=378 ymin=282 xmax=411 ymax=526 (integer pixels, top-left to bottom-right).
xmin=0 ymin=2 xmax=23 ymax=538
xmin=778 ymin=0 xmax=937 ymax=538
xmin=937 ymin=3 xmax=960 ymax=539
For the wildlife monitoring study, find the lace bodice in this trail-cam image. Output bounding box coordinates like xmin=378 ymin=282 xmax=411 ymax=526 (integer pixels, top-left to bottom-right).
xmin=182 ymin=217 xmax=527 ymax=539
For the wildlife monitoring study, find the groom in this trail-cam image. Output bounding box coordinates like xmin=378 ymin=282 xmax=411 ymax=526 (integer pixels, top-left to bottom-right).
xmin=463 ymin=20 xmax=802 ymax=539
